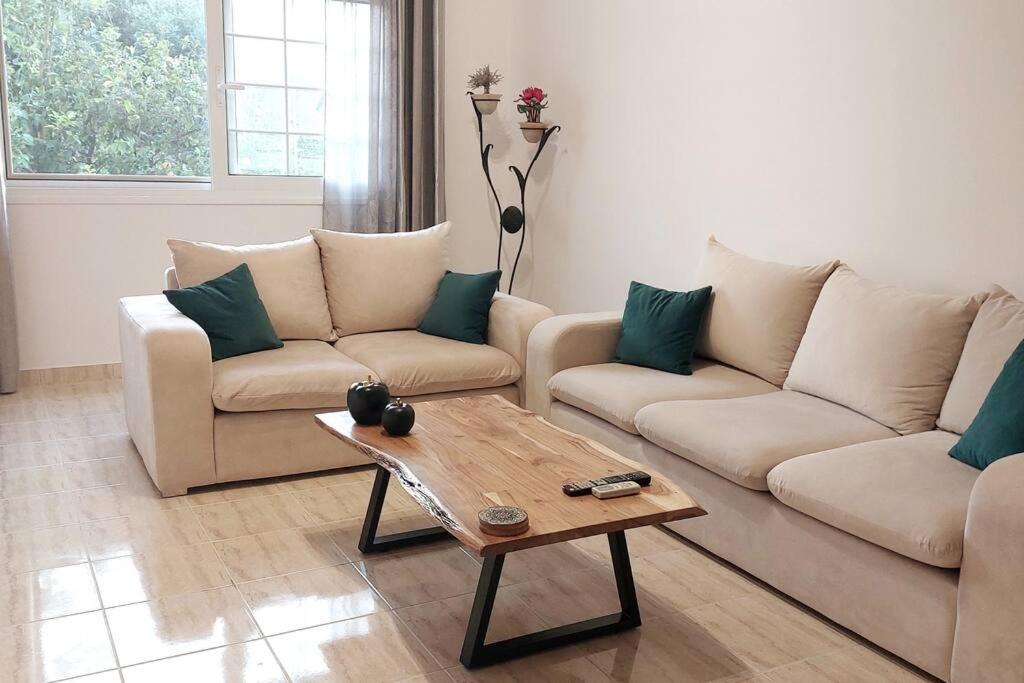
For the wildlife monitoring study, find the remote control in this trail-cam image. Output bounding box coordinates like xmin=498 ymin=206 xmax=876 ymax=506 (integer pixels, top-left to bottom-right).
xmin=592 ymin=481 xmax=641 ymax=499
xmin=561 ymin=471 xmax=652 ymax=497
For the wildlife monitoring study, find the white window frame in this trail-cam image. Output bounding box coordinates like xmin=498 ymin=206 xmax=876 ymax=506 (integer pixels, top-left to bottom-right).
xmin=0 ymin=0 xmax=324 ymax=206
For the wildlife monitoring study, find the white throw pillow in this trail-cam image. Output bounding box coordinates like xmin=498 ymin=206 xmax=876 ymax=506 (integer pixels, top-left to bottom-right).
xmin=784 ymin=266 xmax=985 ymax=435
xmin=167 ymin=236 xmax=335 ymax=342
xmin=312 ymin=222 xmax=451 ymax=336
xmin=694 ymin=236 xmax=839 ymax=386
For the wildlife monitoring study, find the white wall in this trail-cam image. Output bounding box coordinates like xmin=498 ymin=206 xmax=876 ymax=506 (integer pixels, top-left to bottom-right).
xmin=444 ymin=0 xmax=1024 ymax=314
xmin=12 ymin=0 xmax=1024 ymax=369
xmin=443 ymin=2 xmax=534 ymax=284
xmin=10 ymin=201 xmax=320 ymax=369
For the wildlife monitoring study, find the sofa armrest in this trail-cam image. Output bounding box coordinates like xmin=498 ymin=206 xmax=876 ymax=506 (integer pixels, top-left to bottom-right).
xmin=952 ymin=453 xmax=1024 ymax=682
xmin=487 ymin=293 xmax=554 ymax=405
xmin=118 ymin=295 xmax=215 ymax=496
xmin=524 ymin=311 xmax=622 ymax=417
xmin=165 ymin=266 xmax=179 ymax=289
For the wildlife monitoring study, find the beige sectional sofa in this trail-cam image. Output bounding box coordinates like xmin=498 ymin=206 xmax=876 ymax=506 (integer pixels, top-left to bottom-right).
xmin=118 ymin=225 xmax=553 ymax=497
xmin=527 ymin=238 xmax=1023 ymax=682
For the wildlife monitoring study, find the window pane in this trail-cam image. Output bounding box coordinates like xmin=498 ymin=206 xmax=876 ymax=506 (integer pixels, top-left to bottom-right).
xmin=287 ymin=90 xmax=325 ymax=134
xmin=225 ymin=0 xmax=284 ymax=39
xmin=231 ymin=132 xmax=287 ymax=175
xmin=226 ymin=36 xmax=286 ymax=85
xmin=228 ymin=87 xmax=286 ymax=132
xmin=1 ymin=0 xmax=211 ymax=177
xmin=286 ymin=0 xmax=325 ymax=42
xmin=289 ymin=135 xmax=324 ymax=177
xmin=225 ymin=0 xmax=327 ymax=176
xmin=287 ymin=43 xmax=325 ymax=89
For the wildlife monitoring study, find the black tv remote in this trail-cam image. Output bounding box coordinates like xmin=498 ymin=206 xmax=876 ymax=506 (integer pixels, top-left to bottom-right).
xmin=562 ymin=471 xmax=652 ymax=497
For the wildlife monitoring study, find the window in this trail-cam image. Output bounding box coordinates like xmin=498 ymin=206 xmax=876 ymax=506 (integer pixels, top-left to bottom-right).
xmin=0 ymin=0 xmax=211 ymax=179
xmin=223 ymin=0 xmax=326 ymax=177
xmin=0 ymin=0 xmax=368 ymax=190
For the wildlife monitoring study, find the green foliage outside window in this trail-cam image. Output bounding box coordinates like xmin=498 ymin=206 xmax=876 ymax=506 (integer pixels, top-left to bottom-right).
xmin=2 ymin=0 xmax=211 ymax=177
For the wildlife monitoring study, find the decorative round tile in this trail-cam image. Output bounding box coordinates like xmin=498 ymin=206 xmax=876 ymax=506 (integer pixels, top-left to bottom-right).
xmin=478 ymin=505 xmax=529 ymax=536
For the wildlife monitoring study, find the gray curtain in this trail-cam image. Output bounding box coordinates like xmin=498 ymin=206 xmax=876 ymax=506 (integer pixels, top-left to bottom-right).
xmin=0 ymin=171 xmax=17 ymax=393
xmin=322 ymin=0 xmax=444 ymax=233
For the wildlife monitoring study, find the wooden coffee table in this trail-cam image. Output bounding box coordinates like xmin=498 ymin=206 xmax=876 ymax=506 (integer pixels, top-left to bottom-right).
xmin=315 ymin=395 xmax=705 ymax=668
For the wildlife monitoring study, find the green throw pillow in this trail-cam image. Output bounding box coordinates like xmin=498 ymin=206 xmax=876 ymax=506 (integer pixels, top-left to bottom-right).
xmin=614 ymin=281 xmax=712 ymax=375
xmin=950 ymin=338 xmax=1024 ymax=470
xmin=418 ymin=270 xmax=501 ymax=344
xmin=164 ymin=263 xmax=283 ymax=361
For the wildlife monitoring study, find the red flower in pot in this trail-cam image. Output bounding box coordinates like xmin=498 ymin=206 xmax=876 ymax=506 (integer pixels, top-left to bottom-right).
xmin=515 ymin=86 xmax=548 ymax=123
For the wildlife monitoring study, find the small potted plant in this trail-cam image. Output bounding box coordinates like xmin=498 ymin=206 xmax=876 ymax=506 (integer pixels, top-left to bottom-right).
xmin=467 ymin=65 xmax=503 ymax=115
xmin=516 ymin=86 xmax=549 ymax=142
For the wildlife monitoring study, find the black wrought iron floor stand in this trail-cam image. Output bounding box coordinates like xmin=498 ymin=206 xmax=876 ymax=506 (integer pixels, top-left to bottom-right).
xmin=468 ymin=93 xmax=560 ymax=294
xmin=358 ymin=465 xmax=642 ymax=669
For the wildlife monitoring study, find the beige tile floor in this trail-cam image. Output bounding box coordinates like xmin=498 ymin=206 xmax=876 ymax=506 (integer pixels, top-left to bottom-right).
xmin=0 ymin=378 xmax=934 ymax=682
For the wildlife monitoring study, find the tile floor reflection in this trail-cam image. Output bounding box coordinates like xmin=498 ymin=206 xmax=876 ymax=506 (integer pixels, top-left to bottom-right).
xmin=0 ymin=377 xmax=932 ymax=682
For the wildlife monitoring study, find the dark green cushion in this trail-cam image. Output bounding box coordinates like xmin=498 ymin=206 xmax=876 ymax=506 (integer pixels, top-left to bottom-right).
xmin=418 ymin=270 xmax=501 ymax=344
xmin=614 ymin=281 xmax=712 ymax=375
xmin=164 ymin=263 xmax=283 ymax=361
xmin=950 ymin=338 xmax=1024 ymax=470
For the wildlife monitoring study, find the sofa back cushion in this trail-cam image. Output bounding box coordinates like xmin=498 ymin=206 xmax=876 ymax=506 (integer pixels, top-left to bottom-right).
xmin=785 ymin=266 xmax=984 ymax=435
xmin=938 ymin=286 xmax=1024 ymax=434
xmin=693 ymin=236 xmax=838 ymax=386
xmin=168 ymin=236 xmax=335 ymax=341
xmin=312 ymin=222 xmax=451 ymax=336
xmin=163 ymin=263 xmax=283 ymax=361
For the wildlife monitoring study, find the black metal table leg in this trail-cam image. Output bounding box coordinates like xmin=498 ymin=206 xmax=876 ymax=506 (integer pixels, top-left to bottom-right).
xmin=459 ymin=529 xmax=642 ymax=668
xmin=460 ymin=554 xmax=505 ymax=665
xmin=357 ymin=466 xmax=451 ymax=553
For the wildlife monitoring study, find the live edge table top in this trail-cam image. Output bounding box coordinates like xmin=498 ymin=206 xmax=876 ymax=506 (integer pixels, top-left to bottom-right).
xmin=315 ymin=395 xmax=706 ymax=557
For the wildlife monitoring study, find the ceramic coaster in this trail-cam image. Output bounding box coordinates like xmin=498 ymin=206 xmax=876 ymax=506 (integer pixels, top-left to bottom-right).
xmin=478 ymin=505 xmax=529 ymax=536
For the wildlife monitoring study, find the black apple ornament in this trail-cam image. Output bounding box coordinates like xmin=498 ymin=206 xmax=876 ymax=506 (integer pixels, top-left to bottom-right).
xmin=382 ymin=398 xmax=416 ymax=436
xmin=347 ymin=375 xmax=390 ymax=425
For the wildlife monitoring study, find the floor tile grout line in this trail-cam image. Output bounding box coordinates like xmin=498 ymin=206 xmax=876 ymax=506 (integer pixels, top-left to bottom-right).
xmin=0 ymin=464 xmax=139 ymax=503
xmin=390 ymin=605 xmax=448 ymax=675
xmin=0 ymin=433 xmax=130 ymax=470
xmin=85 ymin=554 xmax=125 ymax=673
xmin=49 ymin=667 xmax=123 ymax=683
xmin=112 ymin=634 xmax=268 ymax=677
xmin=262 ymin=636 xmax=296 ymax=683
xmin=222 ymin=543 xmax=398 ymax=638
xmin=231 ymin=565 xmax=403 ymax=679
xmin=248 ymin=608 xmax=393 ymax=641
xmin=755 ymin=642 xmax=935 ymax=681
xmin=0 ymin=602 xmax=102 ymax=630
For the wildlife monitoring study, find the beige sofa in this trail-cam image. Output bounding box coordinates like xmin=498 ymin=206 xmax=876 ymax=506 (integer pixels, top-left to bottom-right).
xmin=526 ymin=239 xmax=1023 ymax=682
xmin=118 ymin=227 xmax=553 ymax=497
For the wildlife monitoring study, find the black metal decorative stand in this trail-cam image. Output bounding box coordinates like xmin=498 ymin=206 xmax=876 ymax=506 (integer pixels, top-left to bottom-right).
xmin=468 ymin=93 xmax=560 ymax=294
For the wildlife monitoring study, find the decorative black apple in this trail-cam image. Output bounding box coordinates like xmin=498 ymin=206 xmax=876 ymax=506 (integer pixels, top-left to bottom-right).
xmin=346 ymin=376 xmax=390 ymax=425
xmin=382 ymin=398 xmax=416 ymax=436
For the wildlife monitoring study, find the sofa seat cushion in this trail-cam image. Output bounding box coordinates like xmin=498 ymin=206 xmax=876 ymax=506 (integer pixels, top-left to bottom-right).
xmin=212 ymin=340 xmax=371 ymax=412
xmin=335 ymin=330 xmax=520 ymax=396
xmin=635 ymin=391 xmax=898 ymax=490
xmin=548 ymin=360 xmax=778 ymax=434
xmin=768 ymin=431 xmax=980 ymax=568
